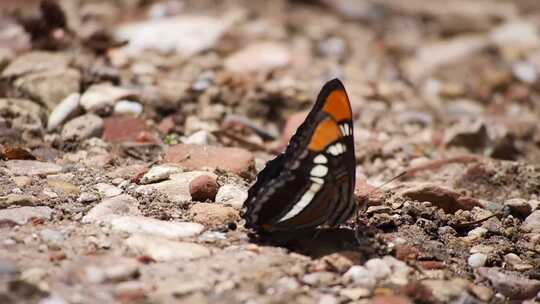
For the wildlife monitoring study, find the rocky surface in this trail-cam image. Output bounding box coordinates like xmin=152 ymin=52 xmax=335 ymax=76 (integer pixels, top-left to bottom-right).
xmin=1 ymin=0 xmax=540 ymax=303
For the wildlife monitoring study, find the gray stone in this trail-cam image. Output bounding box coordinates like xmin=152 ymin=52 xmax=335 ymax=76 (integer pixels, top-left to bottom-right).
xmin=94 ymin=183 xmax=123 ymax=198
xmin=5 ymin=160 xmax=62 ymax=176
xmin=110 ymin=216 xmax=204 ymax=239
xmin=139 ymin=164 xmax=183 ymax=184
xmin=0 ymin=206 xmax=54 ymax=225
xmin=61 ymin=114 xmax=104 ymax=141
xmin=1 ymin=51 xmax=71 ymax=78
xmin=477 ymin=267 xmax=540 ymax=300
xmin=215 ymin=184 xmax=247 ymax=209
xmin=522 ymin=210 xmax=540 ymax=233
xmin=82 ymin=194 xmax=140 ymax=224
xmin=80 ymin=83 xmax=135 ymax=112
xmin=125 ymin=235 xmax=210 ymax=261
xmin=47 ymin=93 xmax=81 ymax=131
xmin=14 ymin=68 xmax=80 ymax=111
xmin=468 ymin=253 xmax=488 ymax=268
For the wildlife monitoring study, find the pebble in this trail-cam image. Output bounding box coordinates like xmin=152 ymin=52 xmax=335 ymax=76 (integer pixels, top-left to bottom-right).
xmin=188 ymin=203 xmax=239 ymax=228
xmin=339 ymin=288 xmax=370 ymax=301
xmin=0 ymin=98 xmax=45 ymax=127
xmin=94 ymin=183 xmax=123 ymax=198
xmin=464 ymin=227 xmax=488 ymax=242
xmin=115 ymin=15 xmax=230 ymax=56
xmin=477 ymin=267 xmax=540 ymax=300
xmin=343 ymin=265 xmax=377 ymax=288
xmin=0 ymin=194 xmax=39 ymax=207
xmin=490 ymin=21 xmax=540 ymax=52
xmin=400 ymin=183 xmax=481 ymax=213
xmin=1 ymin=51 xmax=70 ymax=78
xmin=164 ymin=144 xmax=254 ymax=177
xmin=39 ymin=229 xmax=64 ymax=247
xmin=102 ymin=116 xmax=152 ymax=143
xmin=522 ymin=210 xmax=540 ymax=233
xmin=47 ymin=93 xmax=81 ymax=132
xmin=77 ymin=192 xmax=99 ymax=204
xmin=5 ymin=160 xmax=62 ymax=176
xmin=113 ymin=100 xmax=143 ymax=116
xmin=422 ymin=279 xmax=470 ymax=303
xmin=182 ymin=130 xmax=216 ymax=145
xmin=0 ymin=206 xmax=54 ymax=225
xmin=61 ymin=114 xmax=104 ymax=141
xmin=110 ymin=216 xmax=204 ymax=239
xmin=224 ymin=42 xmax=291 ymax=74
xmin=505 ymin=198 xmax=532 ymax=217
xmin=139 ymin=164 xmax=183 ymax=184
xmin=302 ymin=272 xmax=337 ymax=287
xmin=136 ymin=171 xmax=217 ymax=203
xmin=189 ymin=175 xmax=218 ymax=202
xmin=512 ymin=61 xmax=537 ymax=83
xmin=80 ymin=258 xmax=139 ymax=284
xmin=125 ymin=235 xmax=210 ymax=261
xmin=12 ymin=176 xmax=33 ymax=187
xmin=504 ymin=253 xmax=533 ymax=271
xmin=14 ymin=68 xmax=81 ymax=111
xmin=82 ymin=194 xmax=141 ymax=224
xmin=80 ymin=83 xmax=135 ymax=112
xmin=468 ymin=253 xmax=488 ymax=268
xmin=215 ymin=184 xmax=248 ymax=209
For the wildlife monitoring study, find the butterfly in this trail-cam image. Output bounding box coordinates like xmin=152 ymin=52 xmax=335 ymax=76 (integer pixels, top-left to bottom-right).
xmin=242 ymin=78 xmax=356 ymax=233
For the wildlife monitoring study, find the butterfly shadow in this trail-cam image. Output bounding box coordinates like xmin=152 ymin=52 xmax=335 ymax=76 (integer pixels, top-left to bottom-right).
xmin=249 ymin=226 xmax=377 ymax=259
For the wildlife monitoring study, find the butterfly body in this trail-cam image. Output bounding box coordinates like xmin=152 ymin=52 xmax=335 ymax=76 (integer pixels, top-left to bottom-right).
xmin=242 ymin=79 xmax=357 ymax=233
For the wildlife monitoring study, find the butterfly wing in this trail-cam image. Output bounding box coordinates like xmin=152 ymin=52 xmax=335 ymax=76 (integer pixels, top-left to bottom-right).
xmin=242 ymin=79 xmax=356 ymax=232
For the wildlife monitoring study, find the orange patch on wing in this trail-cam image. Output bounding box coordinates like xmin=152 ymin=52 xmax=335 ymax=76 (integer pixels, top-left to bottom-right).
xmin=323 ymin=90 xmax=351 ymax=121
xmin=308 ymin=119 xmax=341 ymax=151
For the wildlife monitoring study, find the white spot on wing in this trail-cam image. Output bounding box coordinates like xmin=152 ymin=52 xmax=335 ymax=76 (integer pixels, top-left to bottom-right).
xmin=311 ymin=165 xmax=328 ymax=177
xmin=311 ymin=177 xmax=324 ymax=184
xmin=313 ymin=154 xmax=327 ymax=164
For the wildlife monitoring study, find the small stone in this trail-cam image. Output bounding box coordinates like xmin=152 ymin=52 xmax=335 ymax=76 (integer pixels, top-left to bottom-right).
xmin=224 ymin=42 xmax=291 ymax=74
xmin=504 ymin=253 xmax=533 ymax=271
xmin=215 ymin=184 xmax=248 ymax=209
xmin=61 ymin=114 xmax=104 ymax=141
xmin=164 ymin=144 xmax=254 ymax=177
xmin=182 ymin=130 xmax=216 ymax=145
xmin=12 ymin=176 xmax=33 ymax=187
xmin=114 ymin=100 xmax=143 ymax=116
xmin=79 ymin=257 xmax=139 ymax=284
xmin=400 ymin=183 xmax=481 ymax=213
xmin=111 ymin=216 xmax=204 ymax=239
xmin=372 ymin=295 xmax=413 ymax=304
xmin=139 ymin=164 xmax=183 ymax=184
xmin=5 ymin=160 xmax=62 ymax=176
xmin=490 ymin=21 xmax=540 ymax=53
xmin=102 ymin=116 xmax=151 ymax=142
xmin=465 ymin=227 xmax=488 ymax=242
xmin=14 ymin=68 xmax=81 ymax=111
xmin=301 ymin=272 xmax=337 ymax=286
xmin=0 ymin=206 xmax=54 ymax=225
xmin=94 ymin=183 xmax=123 ymax=198
xmin=339 ymin=288 xmax=370 ymax=300
xmin=422 ymin=279 xmax=470 ymax=303
xmin=512 ymin=61 xmax=537 ymax=83
xmin=47 ymin=179 xmax=80 ymax=194
xmin=468 ymin=253 xmax=488 ymax=268
xmin=189 ymin=175 xmax=218 ymax=202
xmin=477 ymin=267 xmax=540 ymax=300
xmin=80 ymin=83 xmax=135 ymax=112
xmin=39 ymin=229 xmax=64 ymax=247
xmin=0 ymin=194 xmax=38 ymax=207
xmin=47 ymin=93 xmax=81 ymax=132
xmin=469 ymin=284 xmax=494 ymax=302
xmin=343 ymin=266 xmax=377 ymax=288
xmin=505 ymin=198 xmax=532 ymax=217
xmin=522 ymin=210 xmax=540 ymax=233
xmin=136 ymin=171 xmax=217 ymax=203
xmin=125 ymin=235 xmax=210 ymax=261
xmin=470 ymin=244 xmax=495 ymax=254
xmin=115 ymin=16 xmax=230 ymax=56
xmin=77 ymin=192 xmax=99 ymax=204
xmin=187 ymin=203 xmax=239 ymax=228
xmin=2 ymin=51 xmax=70 ymax=77
xmin=82 ymin=194 xmax=140 ymax=224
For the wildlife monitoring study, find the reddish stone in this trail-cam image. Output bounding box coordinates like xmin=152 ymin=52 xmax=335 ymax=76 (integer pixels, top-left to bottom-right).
xmin=395 ymin=245 xmax=420 ymax=262
xmin=189 ymin=175 xmax=218 ymax=202
xmin=372 ymin=295 xmax=413 ymax=304
xmin=400 ymin=183 xmax=482 ymax=213
xmin=418 ymin=260 xmax=446 ymax=270
xmin=157 ymin=116 xmax=175 ymax=134
xmin=164 ymin=144 xmax=254 ymax=176
xmin=281 ymin=111 xmax=309 ymax=147
xmin=102 ymin=116 xmax=150 ymax=143
xmin=354 ymin=177 xmax=384 ymax=206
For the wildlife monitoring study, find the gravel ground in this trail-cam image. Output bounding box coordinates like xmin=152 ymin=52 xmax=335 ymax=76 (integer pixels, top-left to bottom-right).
xmin=1 ymin=0 xmax=540 ymax=303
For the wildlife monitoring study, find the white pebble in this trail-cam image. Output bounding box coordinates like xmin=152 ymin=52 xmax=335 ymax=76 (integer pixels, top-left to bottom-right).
xmin=114 ymin=100 xmax=143 ymax=116
xmin=468 ymin=253 xmax=488 ymax=268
